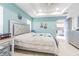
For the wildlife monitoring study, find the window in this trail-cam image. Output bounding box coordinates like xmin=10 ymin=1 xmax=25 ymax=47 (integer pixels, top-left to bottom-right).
xmin=56 ymin=20 xmax=64 ymax=36
xmin=56 ymin=20 xmax=64 ymax=28
xmin=27 ymin=19 xmax=31 ymax=31
xmin=0 ymin=6 xmax=3 ymax=33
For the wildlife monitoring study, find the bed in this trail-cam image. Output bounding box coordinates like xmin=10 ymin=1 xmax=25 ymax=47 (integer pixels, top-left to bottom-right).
xmin=12 ymin=23 xmax=58 ymax=55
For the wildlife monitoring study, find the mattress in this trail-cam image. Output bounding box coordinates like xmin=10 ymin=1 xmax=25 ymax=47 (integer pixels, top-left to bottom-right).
xmin=14 ymin=33 xmax=58 ymax=54
xmin=15 ymin=33 xmax=57 ymax=46
xmin=15 ymin=42 xmax=58 ymax=54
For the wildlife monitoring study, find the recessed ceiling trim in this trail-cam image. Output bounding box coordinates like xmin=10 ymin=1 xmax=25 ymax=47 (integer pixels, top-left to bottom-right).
xmin=15 ymin=3 xmax=72 ymax=17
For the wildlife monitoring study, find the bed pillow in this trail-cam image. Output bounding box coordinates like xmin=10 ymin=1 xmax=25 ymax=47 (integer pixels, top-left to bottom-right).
xmin=44 ymin=33 xmax=53 ymax=37
xmin=36 ymin=33 xmax=53 ymax=37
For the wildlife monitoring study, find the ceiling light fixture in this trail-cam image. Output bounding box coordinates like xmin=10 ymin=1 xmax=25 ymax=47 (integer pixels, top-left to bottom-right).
xmin=50 ymin=12 xmax=60 ymax=15
xmin=56 ymin=8 xmax=59 ymax=11
xmin=33 ymin=11 xmax=37 ymax=14
xmin=38 ymin=9 xmax=42 ymax=12
xmin=37 ymin=13 xmax=45 ymax=15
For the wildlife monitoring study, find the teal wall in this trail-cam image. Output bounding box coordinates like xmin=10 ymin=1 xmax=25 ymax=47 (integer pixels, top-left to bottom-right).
xmin=0 ymin=3 xmax=67 ymax=35
xmin=32 ymin=16 xmax=66 ymax=36
xmin=0 ymin=3 xmax=32 ymax=33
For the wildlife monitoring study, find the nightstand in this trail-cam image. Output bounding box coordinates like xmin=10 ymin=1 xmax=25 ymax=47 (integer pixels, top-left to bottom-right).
xmin=0 ymin=38 xmax=12 ymax=56
xmin=0 ymin=33 xmax=14 ymax=56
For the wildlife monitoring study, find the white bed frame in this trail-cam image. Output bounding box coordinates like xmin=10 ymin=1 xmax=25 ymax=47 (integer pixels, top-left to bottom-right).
xmin=13 ymin=23 xmax=30 ymax=36
xmin=9 ymin=20 xmax=30 ymax=36
xmin=11 ymin=21 xmax=58 ymax=55
xmin=9 ymin=20 xmax=30 ymax=55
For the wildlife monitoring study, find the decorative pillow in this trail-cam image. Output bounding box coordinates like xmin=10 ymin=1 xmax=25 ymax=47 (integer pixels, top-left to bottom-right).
xmin=40 ymin=34 xmax=43 ymax=36
xmin=48 ymin=33 xmax=52 ymax=37
xmin=32 ymin=33 xmax=36 ymax=36
xmin=39 ymin=33 xmax=52 ymax=37
xmin=31 ymin=30 xmax=34 ymax=32
xmin=32 ymin=33 xmax=53 ymax=37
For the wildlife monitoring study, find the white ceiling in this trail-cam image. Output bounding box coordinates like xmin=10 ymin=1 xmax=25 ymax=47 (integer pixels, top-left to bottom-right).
xmin=16 ymin=3 xmax=72 ymax=17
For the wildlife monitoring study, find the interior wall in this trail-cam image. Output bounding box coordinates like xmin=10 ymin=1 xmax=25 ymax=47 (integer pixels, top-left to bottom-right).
xmin=32 ymin=16 xmax=66 ymax=36
xmin=0 ymin=3 xmax=32 ymax=34
xmin=66 ymin=3 xmax=79 ymax=30
xmin=66 ymin=4 xmax=79 ymax=48
xmin=0 ymin=3 xmax=67 ymax=35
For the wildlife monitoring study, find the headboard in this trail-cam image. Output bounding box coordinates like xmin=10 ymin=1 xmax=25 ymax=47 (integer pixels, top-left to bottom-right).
xmin=13 ymin=23 xmax=30 ymax=36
